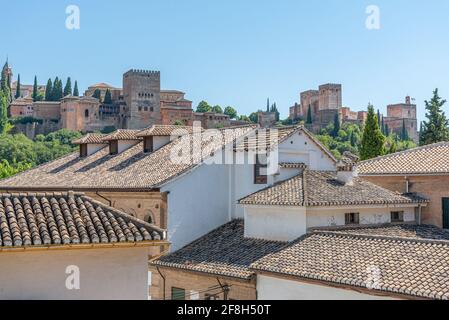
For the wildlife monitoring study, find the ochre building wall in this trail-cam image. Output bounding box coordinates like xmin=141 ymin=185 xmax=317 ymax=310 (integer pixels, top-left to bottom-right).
xmin=362 ymin=175 xmax=449 ymax=227
xmin=149 ymin=267 xmax=257 ymax=300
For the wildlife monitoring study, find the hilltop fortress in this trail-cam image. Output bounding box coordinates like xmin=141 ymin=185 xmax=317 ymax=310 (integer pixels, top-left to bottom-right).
xmin=8 ymin=67 xmax=237 ymax=137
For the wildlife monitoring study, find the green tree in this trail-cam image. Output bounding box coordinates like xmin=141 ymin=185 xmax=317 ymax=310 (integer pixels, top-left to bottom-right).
xmin=239 ymin=115 xmax=250 ymax=122
xmin=32 ymin=76 xmax=38 ymax=102
xmin=212 ymin=105 xmax=223 ymax=113
xmin=377 ymin=109 xmax=381 ymax=129
xmin=420 ymin=89 xmax=449 ymax=146
xmin=15 ymin=74 xmax=21 ymax=99
xmin=92 ymin=89 xmax=102 ymax=101
xmin=360 ymin=104 xmax=386 ymax=160
xmin=174 ymin=120 xmax=184 ymax=126
xmin=196 ymin=100 xmax=211 ymax=113
xmin=103 ymin=89 xmax=112 ymax=104
xmin=266 ymin=98 xmax=270 ymax=112
xmin=401 ymin=119 xmax=409 ymax=141
xmin=388 ymin=141 xmax=398 ymax=154
xmin=306 ymin=105 xmax=312 ymax=124
xmin=0 ymin=92 xmax=8 ymax=134
xmin=385 ymin=124 xmax=390 ymax=136
xmin=224 ymin=106 xmax=237 ymax=119
xmin=249 ymin=112 xmax=260 ymax=123
xmin=73 ymin=81 xmax=79 ymax=96
xmin=64 ymin=77 xmax=72 ymax=96
xmin=45 ymin=78 xmax=53 ymax=101
xmin=333 ymin=112 xmax=340 ymax=137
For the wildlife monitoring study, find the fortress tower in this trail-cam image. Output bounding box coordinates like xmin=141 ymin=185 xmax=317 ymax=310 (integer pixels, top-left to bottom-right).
xmin=318 ymin=84 xmax=342 ymax=110
xmin=123 ymin=69 xmax=161 ymax=129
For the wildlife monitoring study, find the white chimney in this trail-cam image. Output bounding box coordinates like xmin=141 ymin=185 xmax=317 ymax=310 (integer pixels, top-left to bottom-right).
xmin=336 ymin=152 xmax=359 ymax=186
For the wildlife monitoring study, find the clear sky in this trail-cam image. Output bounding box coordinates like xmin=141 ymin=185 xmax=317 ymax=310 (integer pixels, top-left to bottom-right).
xmin=3 ymin=0 xmax=449 ymax=121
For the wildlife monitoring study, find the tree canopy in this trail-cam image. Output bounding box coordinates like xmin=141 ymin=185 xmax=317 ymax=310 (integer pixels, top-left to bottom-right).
xmin=420 ymin=88 xmax=449 ymax=146
xmin=360 ymin=104 xmax=386 ymax=160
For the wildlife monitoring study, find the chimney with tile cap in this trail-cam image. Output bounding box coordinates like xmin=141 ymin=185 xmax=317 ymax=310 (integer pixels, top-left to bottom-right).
xmin=336 ymin=151 xmax=359 ymax=186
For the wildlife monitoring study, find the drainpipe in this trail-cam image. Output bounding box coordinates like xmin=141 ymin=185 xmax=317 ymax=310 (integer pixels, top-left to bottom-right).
xmin=217 ymin=278 xmax=230 ymax=300
xmin=95 ymin=191 xmax=112 ymax=206
xmin=156 ymin=266 xmax=166 ymax=300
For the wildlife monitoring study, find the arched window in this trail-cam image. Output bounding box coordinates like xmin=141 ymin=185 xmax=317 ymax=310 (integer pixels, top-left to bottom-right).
xmin=144 ymin=214 xmax=153 ymax=224
xmin=84 ymin=109 xmax=89 ymax=118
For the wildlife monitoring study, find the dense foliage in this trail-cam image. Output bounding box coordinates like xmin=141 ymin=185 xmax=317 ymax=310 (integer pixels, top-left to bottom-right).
xmin=420 ymin=88 xmax=449 ymax=146
xmin=0 ymin=129 xmax=82 ymax=179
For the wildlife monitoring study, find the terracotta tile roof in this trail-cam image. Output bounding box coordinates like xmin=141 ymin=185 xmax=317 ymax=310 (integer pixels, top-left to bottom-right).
xmin=0 ymin=126 xmax=257 ymax=190
xmin=358 ymin=142 xmax=449 ymax=175
xmin=0 ymin=192 xmax=165 ymax=249
xmin=250 ymin=225 xmax=449 ymax=300
xmin=101 ymin=129 xmax=142 ymax=141
xmin=136 ymin=125 xmax=195 ymax=137
xmin=151 ymin=220 xmax=287 ymax=279
xmin=279 ymin=162 xmax=307 ymax=169
xmin=72 ymin=133 xmax=108 ymax=145
xmin=239 ymin=169 xmax=428 ymax=207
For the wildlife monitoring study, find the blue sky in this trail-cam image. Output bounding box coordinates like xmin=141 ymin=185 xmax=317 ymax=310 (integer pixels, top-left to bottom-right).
xmin=3 ymin=0 xmax=449 ymax=121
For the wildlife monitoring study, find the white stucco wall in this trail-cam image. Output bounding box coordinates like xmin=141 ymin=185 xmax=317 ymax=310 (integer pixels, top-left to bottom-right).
xmin=306 ymin=206 xmax=416 ymax=229
xmin=87 ymin=144 xmax=106 ymax=156
xmin=242 ymin=205 xmax=417 ymax=241
xmin=257 ymin=275 xmax=395 ymax=300
xmin=118 ymin=140 xmax=139 ymax=153
xmin=0 ymin=247 xmax=150 ymax=300
xmin=278 ymin=131 xmax=335 ymax=171
xmin=153 ymin=136 xmax=171 ymax=150
xmin=162 ymin=163 xmax=231 ymax=251
xmin=244 ymin=206 xmax=306 ymax=241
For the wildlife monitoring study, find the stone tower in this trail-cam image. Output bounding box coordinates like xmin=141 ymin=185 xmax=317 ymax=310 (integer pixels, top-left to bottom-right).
xmin=123 ymin=69 xmax=161 ymax=129
xmin=318 ymin=84 xmax=342 ymax=110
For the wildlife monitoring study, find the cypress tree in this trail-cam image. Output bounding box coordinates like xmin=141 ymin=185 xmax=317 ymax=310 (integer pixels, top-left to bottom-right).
xmin=15 ymin=74 xmax=21 ymax=99
xmin=73 ymin=81 xmax=79 ymax=96
xmin=420 ymin=88 xmax=449 ymax=146
xmin=333 ymin=112 xmax=340 ymax=137
xmin=273 ymin=102 xmax=280 ymax=121
xmin=64 ymin=77 xmax=72 ymax=97
xmin=381 ymin=116 xmax=385 ymax=135
xmin=377 ymin=109 xmax=381 ymax=129
xmin=401 ymin=119 xmax=409 ymax=141
xmin=360 ymin=104 xmax=386 ymax=160
xmin=32 ymin=76 xmax=38 ymax=102
xmin=0 ymin=91 xmax=8 ymax=134
xmin=266 ymin=98 xmax=270 ymax=112
xmin=306 ymin=105 xmax=312 ymax=124
xmin=384 ymin=124 xmax=390 ymax=137
xmin=104 ymin=89 xmax=112 ymax=104
xmin=45 ymin=78 xmax=53 ymax=101
xmin=92 ymin=89 xmax=102 ymax=101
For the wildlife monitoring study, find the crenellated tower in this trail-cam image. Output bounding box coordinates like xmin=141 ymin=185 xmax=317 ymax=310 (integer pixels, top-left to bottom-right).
xmin=122 ymin=69 xmax=161 ymax=129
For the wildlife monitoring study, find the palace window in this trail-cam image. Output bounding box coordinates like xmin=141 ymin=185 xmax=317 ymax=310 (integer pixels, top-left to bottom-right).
xmin=84 ymin=109 xmax=89 ymax=118
xmin=171 ymin=287 xmax=185 ymax=300
xmin=345 ymin=213 xmax=360 ymax=225
xmin=254 ymin=154 xmax=268 ymax=184
xmin=150 ymin=107 xmax=154 ymax=112
xmin=391 ymin=211 xmax=404 ymax=223
xmin=144 ymin=107 xmax=148 ymax=112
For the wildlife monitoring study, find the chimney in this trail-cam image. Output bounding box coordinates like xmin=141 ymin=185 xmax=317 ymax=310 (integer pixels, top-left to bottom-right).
xmin=72 ymin=134 xmax=108 ymax=158
xmin=336 ymin=152 xmax=359 ymax=186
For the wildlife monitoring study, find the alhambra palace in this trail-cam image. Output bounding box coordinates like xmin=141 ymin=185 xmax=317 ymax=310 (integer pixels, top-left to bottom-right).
xmin=6 ymin=62 xmax=418 ymax=142
xmin=8 ymin=67 xmax=244 ymax=138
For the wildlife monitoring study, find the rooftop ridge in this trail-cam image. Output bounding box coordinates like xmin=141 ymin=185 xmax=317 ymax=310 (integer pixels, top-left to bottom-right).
xmin=359 ymin=141 xmax=449 ymax=165
xmin=310 ymin=228 xmax=449 ymax=247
